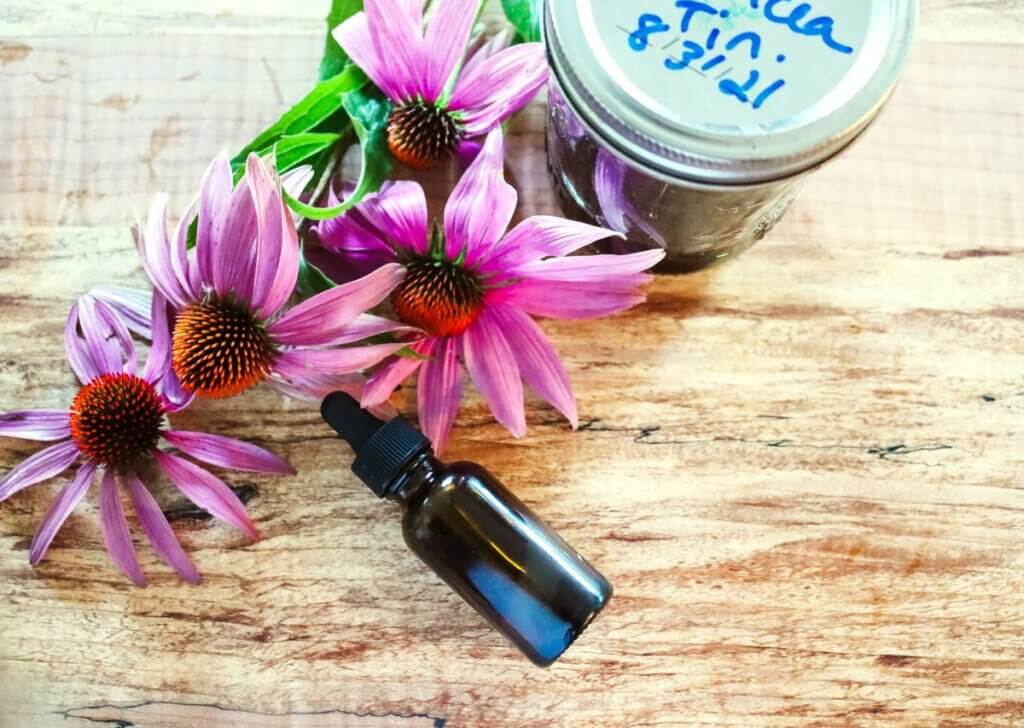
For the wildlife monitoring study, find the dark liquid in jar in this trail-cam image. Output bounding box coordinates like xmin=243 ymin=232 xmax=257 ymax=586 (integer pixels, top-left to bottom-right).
xmin=546 ymin=81 xmax=806 ymax=273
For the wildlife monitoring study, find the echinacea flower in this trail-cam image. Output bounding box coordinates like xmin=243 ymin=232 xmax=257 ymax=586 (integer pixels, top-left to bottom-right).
xmin=316 ymin=128 xmax=664 ymax=452
xmin=111 ymin=153 xmax=411 ymax=403
xmin=335 ymin=0 xmax=548 ymax=169
xmin=0 ymin=295 xmax=294 ymax=585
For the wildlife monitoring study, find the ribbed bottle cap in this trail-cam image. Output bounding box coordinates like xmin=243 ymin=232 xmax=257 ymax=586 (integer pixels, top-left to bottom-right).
xmin=545 ymin=0 xmax=918 ymax=184
xmin=321 ymin=392 xmax=431 ymax=498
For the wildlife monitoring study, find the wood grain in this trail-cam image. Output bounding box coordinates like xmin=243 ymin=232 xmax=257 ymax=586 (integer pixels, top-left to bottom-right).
xmin=1 ymin=2 xmax=1023 ymax=727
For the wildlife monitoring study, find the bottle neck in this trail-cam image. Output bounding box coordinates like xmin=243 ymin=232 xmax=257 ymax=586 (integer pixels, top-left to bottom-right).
xmin=384 ymin=451 xmax=442 ymax=507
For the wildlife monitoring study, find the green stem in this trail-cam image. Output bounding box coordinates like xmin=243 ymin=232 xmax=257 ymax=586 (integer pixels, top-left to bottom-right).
xmin=297 ymin=139 xmax=347 ymax=240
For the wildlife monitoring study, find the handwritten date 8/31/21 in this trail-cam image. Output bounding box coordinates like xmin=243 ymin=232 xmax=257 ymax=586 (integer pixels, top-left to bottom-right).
xmin=628 ymin=1 xmax=857 ymax=112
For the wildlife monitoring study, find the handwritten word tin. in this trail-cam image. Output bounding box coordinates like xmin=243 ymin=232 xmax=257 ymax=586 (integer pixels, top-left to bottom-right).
xmin=544 ymin=0 xmax=918 ymax=272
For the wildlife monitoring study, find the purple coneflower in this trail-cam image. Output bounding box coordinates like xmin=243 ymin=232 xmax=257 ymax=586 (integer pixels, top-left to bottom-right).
xmin=335 ymin=0 xmax=547 ymax=169
xmin=316 ymin=128 xmax=664 ymax=452
xmin=117 ymin=153 xmax=411 ymax=403
xmin=0 ymin=295 xmax=293 ymax=585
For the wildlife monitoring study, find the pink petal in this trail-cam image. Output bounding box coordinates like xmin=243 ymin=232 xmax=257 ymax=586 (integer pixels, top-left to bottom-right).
xmin=318 ymin=199 xmax=399 ymax=262
xmin=0 ymin=409 xmax=70 ymax=442
xmin=354 ymin=181 xmax=430 ymax=256
xmin=512 ymin=249 xmax=665 ymax=282
xmin=64 ymin=303 xmax=99 ymax=385
xmin=142 ymin=290 xmax=172 ymax=383
xmin=99 ymin=470 xmax=147 ymax=586
xmin=154 ymin=450 xmax=260 ymax=539
xmin=138 ymin=194 xmax=189 ymax=308
xmin=0 ymin=440 xmax=79 ymax=502
xmin=460 ymin=27 xmax=513 ymax=79
xmin=163 ymin=430 xmax=294 ymax=475
xmin=462 ymin=310 xmax=526 ymax=437
xmin=594 ymin=148 xmax=627 ymax=231
xmin=270 ymin=371 xmax=397 ymax=421
xmin=319 ymin=314 xmax=421 ymax=347
xmin=486 ymin=278 xmax=651 ymax=320
xmin=148 ymin=294 xmax=194 ymax=412
xmin=259 ymin=210 xmax=300 ymax=320
xmin=281 ymin=166 xmax=314 ymax=201
xmin=451 ymin=43 xmax=548 ymax=135
xmin=454 ymin=137 xmax=485 ymax=166
xmin=274 ymin=342 xmax=409 ymax=380
xmin=488 ymin=306 xmax=577 ymax=427
xmin=211 ymin=175 xmax=258 ymax=301
xmin=400 ymin=0 xmax=423 ymax=25
xmin=171 ymin=196 xmax=199 ymax=300
xmin=125 ymin=294 xmax=191 ymax=412
xmin=314 ymin=189 xmax=403 ymax=284
xmin=28 ymin=462 xmax=97 ymax=565
xmin=361 ymin=338 xmax=432 ymax=408
xmin=74 ymin=295 xmax=138 ymax=376
xmin=334 ymin=13 xmax=408 ymax=101
xmin=269 ymin=263 xmax=405 ymax=346
xmin=424 ymin=0 xmax=479 ymax=101
xmin=125 ymin=472 xmax=201 ymax=585
xmin=94 ymin=297 xmax=139 ymax=373
xmin=444 ymin=129 xmax=517 ymax=264
xmin=335 ymin=0 xmax=429 ymax=102
xmin=88 ymin=286 xmax=153 ymax=339
xmin=594 ymin=150 xmax=670 ymax=248
xmin=307 ymin=243 xmax=397 ymax=287
xmin=246 ymin=155 xmax=286 ymax=316
xmin=479 ymin=216 xmax=620 ymax=275
xmin=76 ymin=295 xmax=135 ymax=377
xmin=417 ymin=337 xmax=463 ymax=454
xmin=160 ymin=378 xmax=195 ymax=415
xmin=254 ymin=160 xmax=304 ymax=318
xmin=365 ymin=0 xmax=431 ymax=100
xmin=196 ymin=154 xmax=233 ymax=288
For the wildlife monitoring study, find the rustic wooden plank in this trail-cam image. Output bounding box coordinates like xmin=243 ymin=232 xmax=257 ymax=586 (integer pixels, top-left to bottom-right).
xmin=1 ymin=1 xmax=1023 ymax=727
xmin=2 ymin=0 xmax=1021 ymax=42
xmin=3 ymin=223 xmax=1024 ymax=727
xmin=2 ymin=38 xmax=1022 ymax=241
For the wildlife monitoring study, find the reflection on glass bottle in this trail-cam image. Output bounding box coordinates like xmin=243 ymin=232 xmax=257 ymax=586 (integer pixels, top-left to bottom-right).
xmin=321 ymin=392 xmax=613 ymax=667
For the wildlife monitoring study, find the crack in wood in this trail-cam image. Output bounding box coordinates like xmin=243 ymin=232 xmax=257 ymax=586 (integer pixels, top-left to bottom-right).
xmin=866 ymin=443 xmax=954 ymax=461
xmin=574 ymin=419 xmax=954 ymax=463
xmin=162 ymin=483 xmax=258 ymax=523
xmin=61 ymin=701 xmax=447 ymax=727
xmin=267 ymin=434 xmax=345 ymax=446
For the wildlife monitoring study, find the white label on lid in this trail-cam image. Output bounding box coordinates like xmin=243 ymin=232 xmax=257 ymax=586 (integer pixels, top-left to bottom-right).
xmin=587 ymin=0 xmax=880 ymax=134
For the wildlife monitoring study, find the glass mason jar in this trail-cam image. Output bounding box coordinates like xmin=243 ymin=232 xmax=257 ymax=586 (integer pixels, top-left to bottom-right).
xmin=544 ymin=1 xmax=918 ymax=273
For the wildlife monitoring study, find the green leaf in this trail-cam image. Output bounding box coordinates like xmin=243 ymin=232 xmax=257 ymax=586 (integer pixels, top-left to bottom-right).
xmin=186 ymin=217 xmax=198 ymax=251
xmin=395 ymin=346 xmax=431 ymax=361
xmin=274 ymin=133 xmax=342 ymax=175
xmin=283 ymin=87 xmax=393 ymax=221
xmin=230 ymin=66 xmax=366 ymax=174
xmin=319 ymin=0 xmax=365 ymax=81
xmin=364 ymin=335 xmax=430 ymax=361
xmin=501 ymin=0 xmax=543 ymax=43
xmin=342 ymin=85 xmax=393 ymax=194
xmin=297 ymin=249 xmax=337 ymax=296
xmin=429 ymin=220 xmax=445 ymax=261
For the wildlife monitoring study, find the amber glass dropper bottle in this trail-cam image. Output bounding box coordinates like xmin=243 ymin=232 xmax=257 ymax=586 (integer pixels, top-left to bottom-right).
xmin=321 ymin=392 xmax=613 ymax=667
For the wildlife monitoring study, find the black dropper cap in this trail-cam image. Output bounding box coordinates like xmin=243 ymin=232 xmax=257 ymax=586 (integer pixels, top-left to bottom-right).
xmin=321 ymin=392 xmax=431 ymax=498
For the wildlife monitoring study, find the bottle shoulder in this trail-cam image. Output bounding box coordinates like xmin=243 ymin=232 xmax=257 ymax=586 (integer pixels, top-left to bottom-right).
xmin=398 ymin=460 xmax=499 ymax=521
xmin=435 ymin=461 xmax=494 ymax=485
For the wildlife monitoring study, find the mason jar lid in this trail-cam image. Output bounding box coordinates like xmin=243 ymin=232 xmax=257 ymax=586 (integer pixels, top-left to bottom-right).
xmin=545 ymin=0 xmax=918 ymax=185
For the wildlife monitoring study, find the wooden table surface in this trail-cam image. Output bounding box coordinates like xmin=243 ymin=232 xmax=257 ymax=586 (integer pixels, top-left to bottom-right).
xmin=2 ymin=2 xmax=1023 ymax=726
